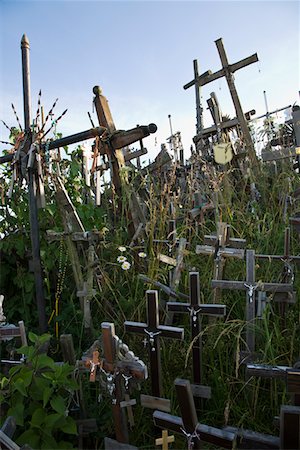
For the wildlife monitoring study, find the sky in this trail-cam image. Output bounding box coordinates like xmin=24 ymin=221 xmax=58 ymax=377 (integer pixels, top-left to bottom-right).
xmin=0 ymin=0 xmax=299 ymax=163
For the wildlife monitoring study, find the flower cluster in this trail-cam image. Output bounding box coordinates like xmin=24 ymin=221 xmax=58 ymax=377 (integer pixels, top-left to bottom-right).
xmin=117 ymin=247 xmax=131 ymax=270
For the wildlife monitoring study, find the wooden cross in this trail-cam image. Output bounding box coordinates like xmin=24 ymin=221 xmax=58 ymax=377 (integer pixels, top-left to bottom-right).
xmin=184 ymin=38 xmax=259 ymax=167
xmin=0 ymin=416 xmax=33 ymax=450
xmin=104 ymin=437 xmax=138 ymax=450
xmin=155 ymin=430 xmax=175 ymax=450
xmin=84 ymin=322 xmax=147 ymax=444
xmin=153 ymin=378 xmax=236 ymax=449
xmin=196 ymin=222 xmax=246 ymax=302
xmin=167 ymin=272 xmax=226 ymax=399
xmin=211 ymin=249 xmax=294 ymax=361
xmin=224 ymin=404 xmax=300 ymax=449
xmin=124 ymin=290 xmax=184 ymax=402
xmin=246 ymin=363 xmax=300 ymax=407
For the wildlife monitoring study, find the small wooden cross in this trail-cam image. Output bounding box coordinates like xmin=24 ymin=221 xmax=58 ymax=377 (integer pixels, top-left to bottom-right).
xmin=155 ymin=430 xmax=175 ymax=450
xmin=167 ymin=272 xmax=226 ymax=399
xmin=85 ymin=350 xmax=101 ymax=382
xmin=120 ymin=394 xmax=136 ymax=428
xmin=125 ymin=290 xmax=184 ymax=400
xmin=153 ymin=378 xmax=236 ymax=449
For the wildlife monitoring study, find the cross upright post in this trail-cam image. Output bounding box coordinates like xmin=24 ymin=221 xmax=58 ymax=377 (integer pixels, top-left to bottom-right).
xmin=21 ymin=34 xmax=47 ymax=332
xmin=167 ymin=272 xmax=226 ymax=399
xmin=153 ymin=378 xmax=236 ymax=449
xmin=124 ymin=290 xmax=184 ymax=400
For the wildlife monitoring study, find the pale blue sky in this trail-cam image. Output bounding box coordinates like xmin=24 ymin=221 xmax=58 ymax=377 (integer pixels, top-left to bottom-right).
xmin=0 ymin=0 xmax=299 ymax=161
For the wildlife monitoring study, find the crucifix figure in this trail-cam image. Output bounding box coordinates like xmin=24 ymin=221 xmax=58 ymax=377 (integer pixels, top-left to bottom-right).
xmin=211 ymin=250 xmax=294 ymax=361
xmin=124 ymin=290 xmax=184 ymax=403
xmin=167 ymin=272 xmax=226 ymax=400
xmin=184 ymin=38 xmax=259 ymax=167
xmin=84 ymin=322 xmax=147 ymax=444
xmin=153 ymin=378 xmax=236 ymax=450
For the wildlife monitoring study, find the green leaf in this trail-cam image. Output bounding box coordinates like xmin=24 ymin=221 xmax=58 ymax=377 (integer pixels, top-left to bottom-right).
xmin=34 ymin=354 xmax=55 ymax=370
xmin=50 ymin=395 xmax=66 ymax=415
xmin=22 ymin=369 xmax=33 ymax=387
xmin=41 ymin=434 xmax=59 ymax=449
xmin=59 ymin=416 xmax=78 ymax=435
xmin=14 ymin=378 xmax=27 ymax=397
xmin=44 ymin=413 xmax=62 ymax=429
xmin=30 ymin=407 xmax=46 ymax=428
xmin=28 ymin=331 xmax=38 ymax=343
xmin=17 ymin=429 xmax=40 ymax=448
xmin=7 ymin=402 xmax=24 ymax=426
xmin=43 ymin=387 xmax=53 ymax=407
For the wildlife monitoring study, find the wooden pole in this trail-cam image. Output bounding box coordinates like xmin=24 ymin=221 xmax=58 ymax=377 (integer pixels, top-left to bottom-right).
xmin=21 ymin=35 xmax=47 ymax=332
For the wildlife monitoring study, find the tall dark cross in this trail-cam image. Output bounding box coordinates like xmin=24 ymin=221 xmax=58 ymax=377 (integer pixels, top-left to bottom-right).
xmin=124 ymin=290 xmax=184 ymax=401
xmin=184 ymin=38 xmax=259 ymax=167
xmin=84 ymin=322 xmax=147 ymax=444
xmin=167 ymin=272 xmax=226 ymax=400
xmin=20 ymin=35 xmax=47 ymax=332
xmin=153 ymin=378 xmax=236 ymax=450
xmin=211 ymin=250 xmax=294 ymax=361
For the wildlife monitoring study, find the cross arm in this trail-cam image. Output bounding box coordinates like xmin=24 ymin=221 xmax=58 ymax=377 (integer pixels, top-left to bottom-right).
xmin=46 ymin=126 xmax=107 ymax=150
xmin=211 ymin=280 xmax=294 ymax=292
xmin=230 ymin=53 xmax=259 ymax=74
xmin=124 ymin=321 xmax=148 ymax=335
xmin=109 ymin=124 xmax=157 ymax=150
xmin=246 ymin=364 xmax=290 ymax=380
xmin=167 ymin=302 xmax=226 ymax=317
xmin=153 ymin=410 xmax=183 ymax=434
xmin=157 ymin=325 xmax=184 ymax=340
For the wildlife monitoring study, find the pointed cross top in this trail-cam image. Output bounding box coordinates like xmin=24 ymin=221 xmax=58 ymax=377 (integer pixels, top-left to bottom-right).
xmin=21 ymin=34 xmax=30 ymax=49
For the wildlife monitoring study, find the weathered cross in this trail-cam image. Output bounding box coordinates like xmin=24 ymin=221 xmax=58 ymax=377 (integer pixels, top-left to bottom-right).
xmin=153 ymin=378 xmax=236 ymax=449
xmin=124 ymin=290 xmax=184 ymax=406
xmin=84 ymin=322 xmax=147 ymax=443
xmin=167 ymin=272 xmax=226 ymax=400
xmin=155 ymin=429 xmax=175 ymax=450
xmin=211 ymin=250 xmax=294 ymax=361
xmin=196 ymin=222 xmax=246 ymax=302
xmin=184 ymin=38 xmax=259 ymax=166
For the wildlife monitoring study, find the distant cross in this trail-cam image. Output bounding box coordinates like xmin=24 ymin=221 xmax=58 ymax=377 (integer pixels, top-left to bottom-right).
xmin=167 ymin=272 xmax=226 ymax=399
xmin=153 ymin=378 xmax=236 ymax=450
xmin=211 ymin=250 xmax=294 ymax=361
xmin=124 ymin=290 xmax=184 ymax=400
xmin=196 ymin=222 xmax=245 ymax=302
xmin=184 ymin=38 xmax=259 ymax=167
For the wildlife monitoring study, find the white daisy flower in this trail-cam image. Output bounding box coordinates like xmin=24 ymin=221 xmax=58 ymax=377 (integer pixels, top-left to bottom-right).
xmin=118 ymin=246 xmax=126 ymax=252
xmin=117 ymin=256 xmax=127 ymax=263
xmin=121 ymin=261 xmax=131 ymax=271
xmin=138 ymin=252 xmax=147 ymax=258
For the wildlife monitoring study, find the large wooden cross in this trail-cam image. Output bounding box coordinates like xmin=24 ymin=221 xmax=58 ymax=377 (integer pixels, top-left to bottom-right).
xmin=167 ymin=272 xmax=226 ymax=400
xmin=124 ymin=290 xmax=184 ymax=402
xmin=211 ymin=250 xmax=294 ymax=361
xmin=184 ymin=38 xmax=259 ymax=167
xmin=153 ymin=378 xmax=236 ymax=449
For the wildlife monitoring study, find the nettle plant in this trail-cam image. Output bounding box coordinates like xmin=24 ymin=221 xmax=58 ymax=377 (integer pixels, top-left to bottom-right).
xmin=0 ymin=332 xmax=78 ymax=449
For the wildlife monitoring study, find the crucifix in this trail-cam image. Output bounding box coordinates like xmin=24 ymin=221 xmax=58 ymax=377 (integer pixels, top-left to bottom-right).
xmin=153 ymin=378 xmax=236 ymax=450
xmin=211 ymin=250 xmax=294 ymax=361
xmin=84 ymin=322 xmax=147 ymax=444
xmin=167 ymin=272 xmax=226 ymax=400
xmin=184 ymin=38 xmax=259 ymax=167
xmin=124 ymin=290 xmax=184 ymax=410
xmin=196 ymin=222 xmax=246 ymax=302
xmin=255 ymin=227 xmax=298 ymax=315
